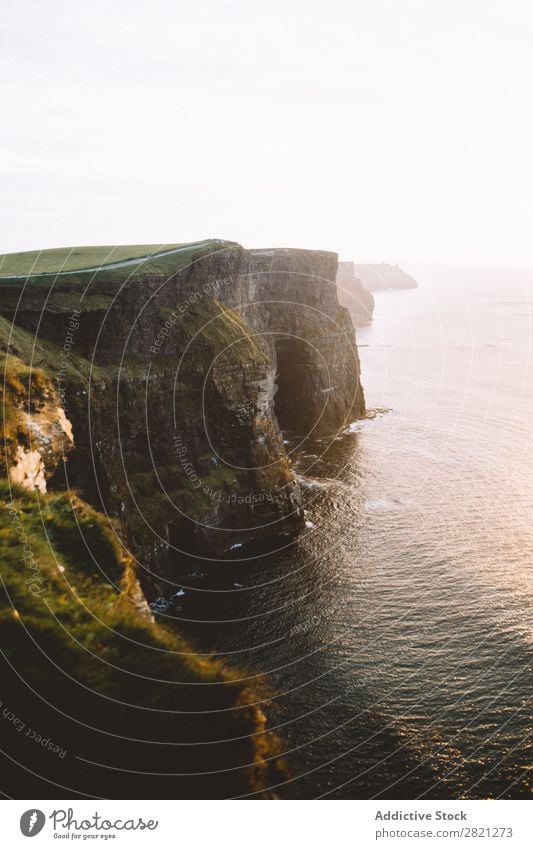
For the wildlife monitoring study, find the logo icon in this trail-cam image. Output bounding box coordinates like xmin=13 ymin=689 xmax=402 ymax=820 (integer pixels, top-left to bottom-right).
xmin=20 ymin=810 xmax=46 ymax=837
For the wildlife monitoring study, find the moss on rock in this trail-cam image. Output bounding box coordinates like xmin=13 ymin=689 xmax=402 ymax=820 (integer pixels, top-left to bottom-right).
xmin=0 ymin=480 xmax=286 ymax=798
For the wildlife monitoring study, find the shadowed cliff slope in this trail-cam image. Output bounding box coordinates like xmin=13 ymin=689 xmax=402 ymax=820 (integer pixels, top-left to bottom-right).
xmin=0 ymin=311 xmax=289 ymax=797
xmin=0 ymin=480 xmax=285 ymax=798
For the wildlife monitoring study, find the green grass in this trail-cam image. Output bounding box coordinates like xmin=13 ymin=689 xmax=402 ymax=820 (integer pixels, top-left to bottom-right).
xmin=0 ymin=243 xmax=288 ymax=797
xmin=0 ymin=240 xmax=237 ymax=315
xmin=0 ymin=242 xmax=215 ymax=277
xmin=0 ymin=313 xmax=90 ymax=389
xmin=0 ymin=479 xmax=284 ymax=797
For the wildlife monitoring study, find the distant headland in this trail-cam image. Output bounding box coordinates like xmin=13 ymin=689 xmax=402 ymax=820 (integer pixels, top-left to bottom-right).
xmin=352 ymin=262 xmax=418 ymax=292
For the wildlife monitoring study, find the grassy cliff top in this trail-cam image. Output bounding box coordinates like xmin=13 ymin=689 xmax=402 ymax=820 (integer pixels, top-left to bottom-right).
xmin=0 ymin=239 xmax=229 ymax=279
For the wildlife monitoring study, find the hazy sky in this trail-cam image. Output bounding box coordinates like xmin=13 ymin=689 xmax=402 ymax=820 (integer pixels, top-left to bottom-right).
xmin=1 ymin=0 xmax=533 ymax=263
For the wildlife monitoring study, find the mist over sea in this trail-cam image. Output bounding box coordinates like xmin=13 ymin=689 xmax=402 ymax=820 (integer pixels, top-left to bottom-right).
xmin=161 ymin=265 xmax=533 ymax=799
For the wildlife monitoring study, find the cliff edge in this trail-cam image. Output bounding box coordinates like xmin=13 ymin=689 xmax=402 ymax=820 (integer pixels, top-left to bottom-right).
xmin=0 ymin=238 xmax=365 ymax=797
xmin=336 ymin=261 xmax=375 ymax=325
xmin=352 ymin=262 xmax=417 ymax=291
xmin=0 ymin=240 xmax=365 ymax=586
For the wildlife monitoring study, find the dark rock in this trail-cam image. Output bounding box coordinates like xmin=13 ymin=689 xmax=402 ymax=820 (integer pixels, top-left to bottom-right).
xmin=0 ymin=241 xmax=365 ymax=587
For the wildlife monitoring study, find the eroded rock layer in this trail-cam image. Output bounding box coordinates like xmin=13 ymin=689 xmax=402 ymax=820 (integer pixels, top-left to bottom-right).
xmin=0 ymin=241 xmax=365 ymax=585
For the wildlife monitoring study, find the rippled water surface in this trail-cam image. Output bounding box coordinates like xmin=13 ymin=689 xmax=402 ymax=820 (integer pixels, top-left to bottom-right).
xmin=159 ymin=266 xmax=533 ymax=798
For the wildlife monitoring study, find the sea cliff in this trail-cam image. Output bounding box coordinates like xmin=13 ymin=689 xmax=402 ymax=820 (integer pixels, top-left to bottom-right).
xmin=1 ymin=241 xmax=364 ymax=583
xmin=352 ymin=262 xmax=417 ymax=291
xmin=0 ymin=239 xmax=365 ymax=798
xmin=336 ymin=261 xmax=375 ymax=324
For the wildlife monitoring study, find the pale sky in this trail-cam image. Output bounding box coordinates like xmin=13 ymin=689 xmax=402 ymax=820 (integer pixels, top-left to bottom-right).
xmin=1 ymin=0 xmax=533 ymax=264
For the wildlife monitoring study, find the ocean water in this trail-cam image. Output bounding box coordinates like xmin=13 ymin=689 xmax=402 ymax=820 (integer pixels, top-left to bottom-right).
xmin=159 ymin=266 xmax=533 ymax=799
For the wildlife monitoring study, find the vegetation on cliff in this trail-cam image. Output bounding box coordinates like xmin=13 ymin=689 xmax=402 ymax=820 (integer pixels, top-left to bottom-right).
xmin=0 ymin=478 xmax=285 ymax=798
xmin=0 ymin=307 xmax=285 ymax=798
xmin=0 ymin=240 xmax=224 ymax=278
xmin=0 ymin=239 xmax=366 ymax=798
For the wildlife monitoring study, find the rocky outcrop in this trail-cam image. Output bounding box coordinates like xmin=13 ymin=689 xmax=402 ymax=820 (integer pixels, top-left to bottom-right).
xmin=0 ymin=240 xmax=365 ymax=796
xmin=0 ymin=241 xmax=365 ymax=588
xmin=0 ymin=477 xmax=286 ymax=799
xmin=0 ymin=255 xmax=291 ymax=800
xmin=336 ymin=261 xmax=375 ymax=324
xmin=0 ymin=330 xmax=74 ymax=493
xmin=353 ymin=262 xmax=417 ymax=291
xmin=245 ymin=248 xmax=365 ymax=435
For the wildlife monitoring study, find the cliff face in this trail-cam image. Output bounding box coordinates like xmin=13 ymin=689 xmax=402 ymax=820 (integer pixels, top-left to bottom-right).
xmin=0 ymin=241 xmax=365 ymax=586
xmin=245 ymin=249 xmax=364 ymax=436
xmin=0 ymin=240 xmax=365 ymax=798
xmin=353 ymin=262 xmax=417 ymax=291
xmin=336 ymin=261 xmax=375 ymax=325
xmin=0 ymin=479 xmax=286 ymax=799
xmin=0 ymin=330 xmax=74 ymax=493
